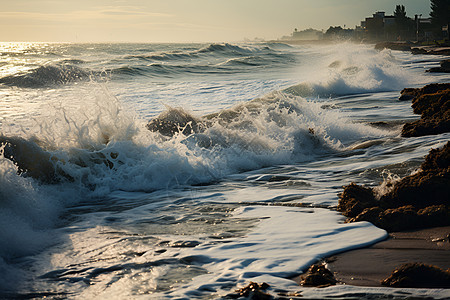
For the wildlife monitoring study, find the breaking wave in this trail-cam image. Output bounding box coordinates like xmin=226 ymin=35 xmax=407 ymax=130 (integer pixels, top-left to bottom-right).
xmin=284 ymin=47 xmax=419 ymax=98
xmin=0 ymin=64 xmax=90 ymax=88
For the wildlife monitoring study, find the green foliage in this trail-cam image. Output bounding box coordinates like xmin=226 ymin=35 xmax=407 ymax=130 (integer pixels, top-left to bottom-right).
xmin=430 ymin=0 xmax=450 ymax=27
xmin=394 ymin=5 xmax=407 ymax=19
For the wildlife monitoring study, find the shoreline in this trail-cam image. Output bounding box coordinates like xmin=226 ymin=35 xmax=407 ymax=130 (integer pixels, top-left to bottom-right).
xmin=293 ymin=79 xmax=450 ymax=291
xmin=320 ymin=226 xmax=450 ymax=287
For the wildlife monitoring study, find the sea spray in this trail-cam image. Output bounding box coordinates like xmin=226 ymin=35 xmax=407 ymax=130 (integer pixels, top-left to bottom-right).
xmin=1 ymin=42 xmax=448 ymax=299
xmin=287 ymin=43 xmax=427 ymax=98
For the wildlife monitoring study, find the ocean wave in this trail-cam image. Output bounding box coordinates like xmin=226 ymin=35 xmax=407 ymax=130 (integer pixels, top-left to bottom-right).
xmin=284 ymin=48 xmax=415 ymax=98
xmin=124 ymin=43 xmax=278 ymax=65
xmin=217 ymin=56 xmax=263 ymax=67
xmin=60 ymin=58 xmax=86 ymax=65
xmin=0 ymin=82 xmax=393 ymax=286
xmin=125 ymin=51 xmax=196 ymax=62
xmin=197 ymin=43 xmax=268 ymax=55
xmin=0 ymin=64 xmax=90 ymax=88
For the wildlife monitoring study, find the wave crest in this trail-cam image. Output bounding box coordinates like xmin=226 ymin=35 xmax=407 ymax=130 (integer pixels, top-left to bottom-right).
xmin=0 ymin=64 xmax=90 ymax=88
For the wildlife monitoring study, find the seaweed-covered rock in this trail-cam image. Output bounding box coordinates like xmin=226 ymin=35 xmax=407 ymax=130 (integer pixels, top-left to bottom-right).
xmin=377 ymin=205 xmax=420 ymax=232
xmin=227 ymin=282 xmax=272 ymax=299
xmin=338 ymin=142 xmax=450 ymax=232
xmin=300 ymin=264 xmax=337 ymax=287
xmin=351 ymin=206 xmax=383 ymax=224
xmin=337 ymin=183 xmax=376 ymax=218
xmin=400 ymin=84 xmax=450 ymax=137
xmin=381 ymin=263 xmax=450 ymax=288
xmin=398 ymin=83 xmax=450 ymax=101
xmin=417 ymin=205 xmax=450 ymax=228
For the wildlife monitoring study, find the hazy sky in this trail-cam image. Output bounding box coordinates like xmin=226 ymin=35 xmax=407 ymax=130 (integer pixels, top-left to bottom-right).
xmin=0 ymin=0 xmax=432 ymax=42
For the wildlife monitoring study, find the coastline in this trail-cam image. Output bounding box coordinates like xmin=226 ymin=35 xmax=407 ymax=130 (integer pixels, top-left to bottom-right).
xmin=322 ymin=226 xmax=450 ymax=287
xmin=291 ymin=66 xmax=450 ymax=292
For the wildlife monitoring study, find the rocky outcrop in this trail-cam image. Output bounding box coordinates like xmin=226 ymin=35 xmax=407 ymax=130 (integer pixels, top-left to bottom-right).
xmin=427 ymin=59 xmax=450 ymax=73
xmin=226 ymin=282 xmax=272 ymax=299
xmin=0 ymin=135 xmax=118 ymax=184
xmin=398 ymin=83 xmax=450 ymax=101
xmin=338 ymin=142 xmax=450 ymax=232
xmin=300 ymin=264 xmax=337 ymax=287
xmin=381 ymin=263 xmax=450 ymax=288
xmin=374 ymin=42 xmax=412 ymax=52
xmin=399 ymin=83 xmax=450 ymax=137
xmin=411 ymin=48 xmax=450 ymax=56
xmin=146 ymin=107 xmax=206 ymax=137
xmin=0 ymin=136 xmax=59 ymax=183
xmin=374 ymin=42 xmax=450 ymax=56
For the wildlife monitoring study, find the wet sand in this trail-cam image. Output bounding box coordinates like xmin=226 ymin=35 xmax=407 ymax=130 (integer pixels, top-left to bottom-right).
xmin=324 ymin=226 xmax=450 ymax=287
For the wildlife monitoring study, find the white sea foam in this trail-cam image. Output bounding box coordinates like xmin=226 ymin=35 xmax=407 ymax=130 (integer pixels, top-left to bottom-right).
xmin=67 ymin=206 xmax=387 ymax=299
xmin=287 ymin=43 xmax=430 ymax=98
xmin=1 ymin=42 xmax=449 ymax=298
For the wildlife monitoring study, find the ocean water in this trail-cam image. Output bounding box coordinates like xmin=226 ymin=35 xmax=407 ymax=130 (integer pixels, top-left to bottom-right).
xmin=0 ymin=42 xmax=449 ymax=299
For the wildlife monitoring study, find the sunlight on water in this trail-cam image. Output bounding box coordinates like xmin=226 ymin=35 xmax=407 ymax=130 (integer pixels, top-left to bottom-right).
xmin=0 ymin=42 xmax=449 ymax=299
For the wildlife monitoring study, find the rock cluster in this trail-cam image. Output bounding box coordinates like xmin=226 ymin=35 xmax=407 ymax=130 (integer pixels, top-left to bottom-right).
xmin=374 ymin=42 xmax=412 ymax=52
xmin=146 ymin=107 xmax=205 ymax=137
xmin=399 ymin=83 xmax=450 ymax=137
xmin=300 ymin=264 xmax=337 ymax=287
xmin=374 ymin=42 xmax=450 ymax=56
xmin=338 ymin=142 xmax=450 ymax=232
xmin=226 ymin=282 xmax=272 ymax=299
xmin=381 ymin=263 xmax=450 ymax=288
xmin=427 ymin=59 xmax=450 ymax=73
xmin=411 ymin=48 xmax=450 ymax=56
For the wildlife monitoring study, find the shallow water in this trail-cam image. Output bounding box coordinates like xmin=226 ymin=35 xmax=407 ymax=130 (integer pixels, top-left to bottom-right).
xmin=0 ymin=42 xmax=449 ymax=299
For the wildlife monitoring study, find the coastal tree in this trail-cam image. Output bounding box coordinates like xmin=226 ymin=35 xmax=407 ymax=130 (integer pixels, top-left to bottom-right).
xmin=430 ymin=0 xmax=450 ymax=28
xmin=394 ymin=5 xmax=407 ymax=20
xmin=394 ymin=5 xmax=411 ymax=37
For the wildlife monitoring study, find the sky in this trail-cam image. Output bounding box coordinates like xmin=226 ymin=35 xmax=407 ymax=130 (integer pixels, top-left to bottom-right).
xmin=0 ymin=0 xmax=432 ymax=43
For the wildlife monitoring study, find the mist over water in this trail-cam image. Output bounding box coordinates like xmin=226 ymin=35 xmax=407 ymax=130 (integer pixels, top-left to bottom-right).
xmin=0 ymin=42 xmax=449 ymax=298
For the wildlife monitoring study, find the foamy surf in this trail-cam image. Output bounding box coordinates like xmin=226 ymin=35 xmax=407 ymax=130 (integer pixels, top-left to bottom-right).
xmin=1 ymin=42 xmax=449 ymax=299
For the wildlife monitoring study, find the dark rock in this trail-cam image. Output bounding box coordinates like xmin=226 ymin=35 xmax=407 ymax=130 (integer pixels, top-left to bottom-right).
xmin=400 ymin=84 xmax=450 ymax=137
xmin=337 ymin=183 xmax=376 ymax=218
xmin=429 ymin=49 xmax=450 ymax=56
xmin=411 ymin=47 xmax=429 ymax=55
xmin=375 ymin=42 xmax=412 ymax=51
xmin=0 ymin=136 xmax=59 ymax=183
xmin=417 ymin=205 xmax=450 ymax=228
xmin=441 ymin=59 xmax=450 ymax=69
xmin=381 ymin=263 xmax=450 ymax=288
xmin=146 ymin=108 xmax=206 ymax=137
xmin=411 ymin=47 xmax=450 ymax=56
xmin=398 ymin=83 xmax=450 ymax=102
xmin=300 ymin=264 xmax=337 ymax=287
xmin=398 ymin=88 xmax=417 ymax=101
xmin=377 ymin=206 xmax=420 ymax=232
xmin=338 ymin=142 xmax=450 ymax=232
xmin=427 ymin=59 xmax=450 ymax=73
xmin=427 ymin=67 xmax=450 ymax=73
xmin=0 ymin=135 xmax=119 ymax=184
xmin=351 ymin=206 xmax=383 ymax=224
xmin=227 ymin=282 xmax=272 ymax=299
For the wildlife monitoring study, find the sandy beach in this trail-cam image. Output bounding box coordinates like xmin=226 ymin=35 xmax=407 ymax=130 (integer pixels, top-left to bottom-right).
xmin=324 ymin=226 xmax=450 ymax=287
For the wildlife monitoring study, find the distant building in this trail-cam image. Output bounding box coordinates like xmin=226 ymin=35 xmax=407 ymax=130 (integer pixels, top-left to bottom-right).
xmin=287 ymin=28 xmax=323 ymax=40
xmin=360 ymin=11 xmax=417 ymax=41
xmin=363 ymin=11 xmax=386 ymax=39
